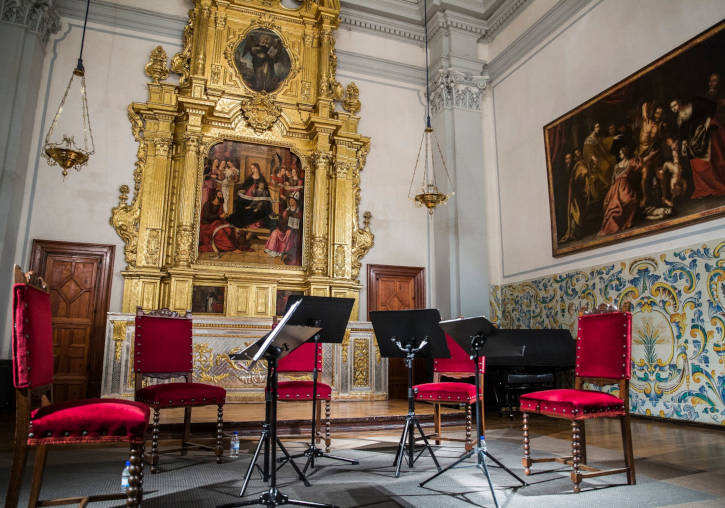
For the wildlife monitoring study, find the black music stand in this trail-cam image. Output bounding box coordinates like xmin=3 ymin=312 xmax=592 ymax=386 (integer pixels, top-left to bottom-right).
xmin=419 ymin=317 xmax=527 ymax=508
xmin=220 ymin=300 xmax=335 ymax=508
xmin=277 ymin=295 xmax=359 ymax=473
xmin=370 ymin=309 xmax=449 ymax=478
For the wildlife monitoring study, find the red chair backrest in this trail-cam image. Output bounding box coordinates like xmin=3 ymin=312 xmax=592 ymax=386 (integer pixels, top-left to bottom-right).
xmin=434 ymin=334 xmax=485 ymax=374
xmin=576 ymin=311 xmax=631 ymax=380
xmin=134 ymin=312 xmax=193 ymax=374
xmin=12 ymin=283 xmax=54 ymax=389
xmin=278 ymin=342 xmax=323 ymax=373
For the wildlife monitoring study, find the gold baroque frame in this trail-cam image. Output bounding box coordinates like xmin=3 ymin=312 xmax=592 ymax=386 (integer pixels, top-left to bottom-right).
xmin=223 ymin=14 xmax=301 ymax=97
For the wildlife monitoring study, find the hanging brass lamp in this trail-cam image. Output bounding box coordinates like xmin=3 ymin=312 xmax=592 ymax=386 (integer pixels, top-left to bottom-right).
xmin=43 ymin=0 xmax=95 ymax=177
xmin=408 ymin=1 xmax=454 ymax=215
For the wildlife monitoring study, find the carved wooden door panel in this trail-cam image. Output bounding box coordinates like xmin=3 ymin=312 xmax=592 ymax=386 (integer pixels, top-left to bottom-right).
xmin=367 ymin=265 xmax=426 ymax=399
xmin=30 ymin=240 xmax=114 ymax=401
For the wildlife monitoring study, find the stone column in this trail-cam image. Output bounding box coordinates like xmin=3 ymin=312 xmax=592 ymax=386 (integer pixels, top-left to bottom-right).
xmin=0 ymin=0 xmax=60 ymax=360
xmin=426 ymin=9 xmax=490 ymax=319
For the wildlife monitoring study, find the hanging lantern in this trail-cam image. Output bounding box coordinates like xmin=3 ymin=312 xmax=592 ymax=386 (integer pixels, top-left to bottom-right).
xmin=407 ymin=2 xmax=454 ymax=215
xmin=43 ymin=0 xmax=94 ymax=177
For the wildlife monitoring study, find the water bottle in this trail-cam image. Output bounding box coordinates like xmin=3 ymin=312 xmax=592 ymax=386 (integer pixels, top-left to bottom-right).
xmin=480 ymin=434 xmax=487 ymax=452
xmin=230 ymin=431 xmax=240 ymax=458
xmin=121 ymin=460 xmax=131 ymax=492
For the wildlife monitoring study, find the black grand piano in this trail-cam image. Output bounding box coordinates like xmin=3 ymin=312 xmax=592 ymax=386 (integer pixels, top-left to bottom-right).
xmin=482 ymin=328 xmax=575 ymax=417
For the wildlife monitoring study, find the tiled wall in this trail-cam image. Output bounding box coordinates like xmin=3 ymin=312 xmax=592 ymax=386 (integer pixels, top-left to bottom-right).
xmin=490 ymin=239 xmax=725 ymax=425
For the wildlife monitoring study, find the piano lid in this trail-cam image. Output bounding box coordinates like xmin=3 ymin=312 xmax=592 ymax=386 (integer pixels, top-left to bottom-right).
xmin=483 ymin=328 xmax=575 ymax=368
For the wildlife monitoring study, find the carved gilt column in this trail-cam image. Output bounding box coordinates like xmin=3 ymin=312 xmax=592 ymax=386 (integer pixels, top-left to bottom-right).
xmin=330 ymin=160 xmax=354 ymax=280
xmin=310 ymin=152 xmax=331 ymax=276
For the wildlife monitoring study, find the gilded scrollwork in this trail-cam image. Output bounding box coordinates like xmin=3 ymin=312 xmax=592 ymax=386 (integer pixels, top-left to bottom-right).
xmin=111 ymin=320 xmax=127 ymax=362
xmin=311 ymin=236 xmax=328 ymax=275
xmin=352 ymin=211 xmax=373 ymax=279
xmin=145 ymin=46 xmax=169 ymax=83
xmin=144 ymin=229 xmax=162 ymax=266
xmin=170 ymin=9 xmax=194 ymax=86
xmin=193 ymin=343 xmax=230 ymax=383
xmin=240 ymin=94 xmax=282 ymax=132
xmin=333 ymin=244 xmax=346 ymax=278
xmin=343 ymin=82 xmax=361 ymax=114
xmin=352 ymin=338 xmax=369 ymax=387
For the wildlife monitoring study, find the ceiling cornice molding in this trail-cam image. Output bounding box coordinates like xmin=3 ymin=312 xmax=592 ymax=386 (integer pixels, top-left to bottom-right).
xmin=339 ymin=5 xmax=425 ymax=43
xmin=485 ymin=0 xmax=593 ymax=81
xmin=336 ymin=49 xmax=426 ymax=86
xmin=484 ymin=0 xmax=530 ymax=41
xmin=55 ymin=0 xmax=187 ymax=39
xmin=427 ymin=9 xmax=488 ymax=41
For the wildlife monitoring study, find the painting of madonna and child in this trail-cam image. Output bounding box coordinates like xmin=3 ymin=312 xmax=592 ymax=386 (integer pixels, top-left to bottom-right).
xmin=546 ymin=21 xmax=725 ymax=257
xmin=198 ymin=140 xmax=304 ymax=266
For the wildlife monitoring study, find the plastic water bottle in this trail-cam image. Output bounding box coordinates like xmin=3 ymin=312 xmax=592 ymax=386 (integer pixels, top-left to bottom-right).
xmin=121 ymin=460 xmax=131 ymax=492
xmin=230 ymin=431 xmax=240 ymax=458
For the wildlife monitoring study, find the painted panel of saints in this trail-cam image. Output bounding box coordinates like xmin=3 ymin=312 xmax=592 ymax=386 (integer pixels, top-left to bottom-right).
xmin=234 ymin=28 xmax=291 ymax=93
xmin=198 ymin=140 xmax=304 ymax=266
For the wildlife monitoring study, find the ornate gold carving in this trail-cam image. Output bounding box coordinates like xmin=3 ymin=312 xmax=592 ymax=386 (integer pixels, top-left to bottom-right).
xmin=193 ymin=343 xmax=230 ymax=383
xmin=241 ymin=94 xmax=281 ymax=132
xmin=352 ymin=338 xmax=369 ymax=387
xmin=144 ymin=229 xmax=162 ymax=265
xmin=329 ymin=39 xmax=343 ymax=100
xmin=111 ymin=185 xmax=139 ymax=267
xmin=334 ymin=161 xmax=353 ymax=179
xmin=175 ymin=225 xmax=194 ymax=265
xmin=333 ymin=245 xmax=346 ymax=278
xmin=112 ymin=320 xmax=127 ymax=361
xmin=145 ymin=46 xmax=169 ymax=83
xmin=170 ymin=9 xmax=194 ymax=86
xmin=311 ymin=236 xmax=328 ymax=275
xmin=343 ymin=82 xmax=361 ymax=114
xmin=352 ymin=211 xmax=373 ymax=279
xmin=341 ymin=329 xmax=350 ymax=363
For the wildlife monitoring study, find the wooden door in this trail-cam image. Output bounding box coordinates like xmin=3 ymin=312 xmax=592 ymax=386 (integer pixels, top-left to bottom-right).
xmin=30 ymin=240 xmax=115 ymax=401
xmin=367 ymin=264 xmax=426 ymax=399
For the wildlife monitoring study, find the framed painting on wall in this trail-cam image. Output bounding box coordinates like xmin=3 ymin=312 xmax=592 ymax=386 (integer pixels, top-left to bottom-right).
xmin=275 ymin=289 xmax=304 ymax=317
xmin=545 ymin=21 xmax=725 ymax=257
xmin=191 ymin=286 xmax=226 ymax=314
xmin=198 ymin=140 xmax=305 ymax=266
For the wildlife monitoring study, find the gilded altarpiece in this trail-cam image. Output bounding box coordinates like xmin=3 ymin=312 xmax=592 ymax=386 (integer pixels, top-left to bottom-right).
xmin=107 ymin=0 xmax=382 ymax=401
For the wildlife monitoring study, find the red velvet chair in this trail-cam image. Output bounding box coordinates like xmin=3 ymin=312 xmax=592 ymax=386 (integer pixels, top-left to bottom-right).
xmin=413 ymin=334 xmax=485 ymax=451
xmin=6 ymin=266 xmax=149 ymax=508
xmin=134 ymin=307 xmax=226 ymax=473
xmin=520 ymin=306 xmax=636 ymax=492
xmin=277 ymin=342 xmax=332 ymax=451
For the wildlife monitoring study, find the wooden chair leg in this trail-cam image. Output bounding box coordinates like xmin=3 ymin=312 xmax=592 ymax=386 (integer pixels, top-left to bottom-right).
xmin=181 ymin=406 xmax=192 ymax=456
xmin=315 ymin=399 xmax=322 ymax=445
xmin=464 ymin=403 xmax=472 ymax=451
xmin=28 ymin=444 xmax=48 ymax=508
xmin=151 ymin=408 xmax=160 ymax=473
xmin=5 ymin=437 xmax=29 ymax=508
xmin=522 ymin=412 xmax=531 ymax=475
xmin=216 ymin=404 xmax=224 ymax=463
xmin=571 ymin=420 xmax=582 ymax=493
xmin=621 ymin=414 xmax=636 ymax=485
xmin=580 ymin=419 xmax=587 ymax=464
xmin=126 ymin=442 xmax=144 ymax=507
xmin=433 ymin=403 xmax=441 ymax=446
xmin=324 ymin=400 xmax=331 ymax=452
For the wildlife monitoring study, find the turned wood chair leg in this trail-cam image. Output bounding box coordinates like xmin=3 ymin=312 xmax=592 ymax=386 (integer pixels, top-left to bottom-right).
xmin=126 ymin=442 xmax=144 ymax=507
xmin=571 ymin=420 xmax=582 ymax=493
xmin=181 ymin=406 xmax=192 ymax=456
xmin=315 ymin=399 xmax=322 ymax=445
xmin=324 ymin=400 xmax=331 ymax=452
xmin=151 ymin=408 xmax=160 ymax=473
xmin=433 ymin=403 xmax=441 ymax=446
xmin=621 ymin=414 xmax=636 ymax=485
xmin=5 ymin=437 xmax=29 ymax=508
xmin=465 ymin=403 xmax=472 ymax=451
xmin=522 ymin=412 xmax=531 ymax=475
xmin=216 ymin=404 xmax=224 ymax=463
xmin=28 ymin=444 xmax=48 ymax=508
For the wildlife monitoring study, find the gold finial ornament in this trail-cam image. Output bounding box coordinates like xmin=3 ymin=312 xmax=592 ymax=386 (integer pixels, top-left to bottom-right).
xmin=43 ymin=0 xmax=95 ymax=177
xmin=343 ymin=82 xmax=361 ymax=114
xmin=144 ymin=46 xmax=169 ymax=83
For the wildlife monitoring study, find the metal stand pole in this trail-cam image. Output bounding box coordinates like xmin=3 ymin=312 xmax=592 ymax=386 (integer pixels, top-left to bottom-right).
xmin=419 ymin=334 xmax=527 ymax=507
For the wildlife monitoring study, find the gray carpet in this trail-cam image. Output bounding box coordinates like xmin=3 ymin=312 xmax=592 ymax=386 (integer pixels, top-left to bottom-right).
xmin=0 ymin=430 xmax=717 ymax=507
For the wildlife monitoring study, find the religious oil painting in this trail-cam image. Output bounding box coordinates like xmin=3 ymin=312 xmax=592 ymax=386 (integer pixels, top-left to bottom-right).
xmin=191 ymin=286 xmax=226 ymax=314
xmin=198 ymin=140 xmax=305 ymax=266
xmin=545 ymin=21 xmax=725 ymax=257
xmin=275 ymin=290 xmax=304 ymax=317
xmin=233 ymin=28 xmax=292 ymax=93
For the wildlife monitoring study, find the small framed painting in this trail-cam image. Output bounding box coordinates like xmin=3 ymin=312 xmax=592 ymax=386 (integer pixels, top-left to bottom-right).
xmin=191 ymin=286 xmax=226 ymax=314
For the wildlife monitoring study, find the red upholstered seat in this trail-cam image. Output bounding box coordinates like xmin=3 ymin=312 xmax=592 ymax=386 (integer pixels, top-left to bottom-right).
xmin=520 ymin=308 xmax=636 ymax=493
xmin=136 ymin=382 xmax=226 ymax=408
xmin=414 ymin=381 xmax=478 ymax=402
xmin=6 ymin=268 xmax=146 ymax=508
xmin=29 ymin=399 xmax=149 ymax=445
xmin=277 ymin=380 xmax=332 ymax=400
xmin=519 ymin=389 xmax=625 ymax=419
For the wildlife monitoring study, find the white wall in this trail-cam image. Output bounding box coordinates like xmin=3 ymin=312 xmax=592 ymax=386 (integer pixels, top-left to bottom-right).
xmin=488 ymin=0 xmax=725 ymax=285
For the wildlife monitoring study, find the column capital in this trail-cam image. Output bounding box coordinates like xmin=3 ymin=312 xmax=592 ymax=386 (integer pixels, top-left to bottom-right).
xmin=0 ymin=0 xmax=61 ymax=46
xmin=429 ymin=68 xmax=489 ymax=116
